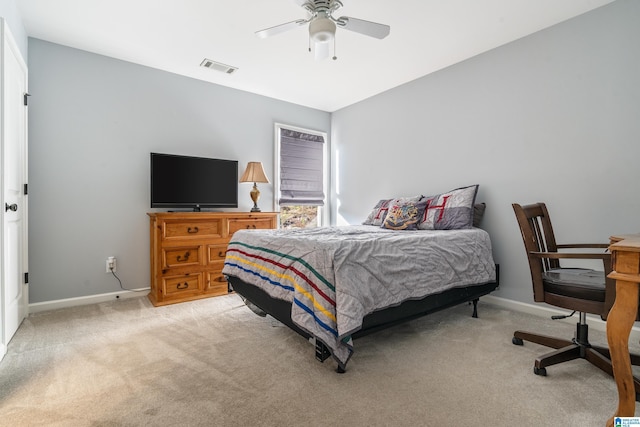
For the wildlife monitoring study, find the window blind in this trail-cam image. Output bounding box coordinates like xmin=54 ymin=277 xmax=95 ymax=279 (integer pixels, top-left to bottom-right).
xmin=279 ymin=128 xmax=325 ymax=206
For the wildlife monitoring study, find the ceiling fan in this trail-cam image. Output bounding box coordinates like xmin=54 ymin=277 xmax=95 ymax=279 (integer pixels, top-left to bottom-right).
xmin=255 ymin=0 xmax=390 ymax=60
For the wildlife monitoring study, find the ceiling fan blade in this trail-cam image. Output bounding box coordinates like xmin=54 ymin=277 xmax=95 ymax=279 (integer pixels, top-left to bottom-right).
xmin=337 ymin=16 xmax=390 ymax=39
xmin=255 ymin=19 xmax=308 ymax=39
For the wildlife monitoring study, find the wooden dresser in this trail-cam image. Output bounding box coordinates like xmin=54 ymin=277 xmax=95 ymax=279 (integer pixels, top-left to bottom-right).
xmin=148 ymin=211 xmax=278 ymax=306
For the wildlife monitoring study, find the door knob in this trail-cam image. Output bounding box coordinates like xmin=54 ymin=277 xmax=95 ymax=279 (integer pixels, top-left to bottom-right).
xmin=5 ymin=203 xmax=18 ymax=212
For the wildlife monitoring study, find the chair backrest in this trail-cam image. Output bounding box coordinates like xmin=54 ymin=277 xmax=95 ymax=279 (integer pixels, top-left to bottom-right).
xmin=513 ymin=202 xmax=616 ymax=318
xmin=512 ymin=202 xmax=558 ymax=302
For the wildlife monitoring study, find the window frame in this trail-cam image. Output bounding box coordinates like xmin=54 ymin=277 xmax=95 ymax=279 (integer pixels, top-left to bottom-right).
xmin=273 ymin=123 xmax=329 ymax=227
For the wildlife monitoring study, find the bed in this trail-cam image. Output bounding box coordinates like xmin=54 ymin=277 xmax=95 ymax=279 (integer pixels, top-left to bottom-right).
xmin=223 ymin=185 xmax=497 ymax=371
xmin=222 ymin=223 xmax=497 ymax=372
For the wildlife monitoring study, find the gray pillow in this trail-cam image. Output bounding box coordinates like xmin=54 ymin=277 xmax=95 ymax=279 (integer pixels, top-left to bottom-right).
xmin=418 ymin=185 xmax=479 ymax=230
xmin=362 ymin=199 xmax=392 ymax=226
xmin=473 ymin=203 xmax=486 ymax=228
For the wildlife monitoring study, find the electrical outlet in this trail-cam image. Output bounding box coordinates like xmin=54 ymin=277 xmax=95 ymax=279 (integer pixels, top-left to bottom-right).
xmin=106 ymin=256 xmax=116 ymax=273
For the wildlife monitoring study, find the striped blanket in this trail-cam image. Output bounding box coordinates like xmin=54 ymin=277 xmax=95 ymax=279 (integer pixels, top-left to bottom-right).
xmin=222 ymin=225 xmax=496 ymax=369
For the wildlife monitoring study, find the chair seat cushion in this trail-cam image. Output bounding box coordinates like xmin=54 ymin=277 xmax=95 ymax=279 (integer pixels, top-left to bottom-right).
xmin=543 ymin=268 xmax=606 ymax=302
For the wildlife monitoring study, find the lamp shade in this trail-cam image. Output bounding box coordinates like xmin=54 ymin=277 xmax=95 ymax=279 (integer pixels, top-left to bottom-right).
xmin=240 ymin=162 xmax=270 ymax=183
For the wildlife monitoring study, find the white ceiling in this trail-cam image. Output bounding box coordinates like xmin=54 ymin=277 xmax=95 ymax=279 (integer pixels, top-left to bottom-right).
xmin=17 ymin=0 xmax=614 ymax=112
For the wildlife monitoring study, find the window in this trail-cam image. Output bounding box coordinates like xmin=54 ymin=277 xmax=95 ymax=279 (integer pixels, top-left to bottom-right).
xmin=274 ymin=124 xmax=328 ymax=229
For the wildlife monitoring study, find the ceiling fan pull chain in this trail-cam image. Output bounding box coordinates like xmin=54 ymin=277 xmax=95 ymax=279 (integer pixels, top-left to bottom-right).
xmin=333 ymin=37 xmax=337 ymax=60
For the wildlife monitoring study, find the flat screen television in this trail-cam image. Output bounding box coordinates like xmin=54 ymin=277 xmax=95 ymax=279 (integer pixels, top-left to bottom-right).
xmin=150 ymin=152 xmax=238 ymax=210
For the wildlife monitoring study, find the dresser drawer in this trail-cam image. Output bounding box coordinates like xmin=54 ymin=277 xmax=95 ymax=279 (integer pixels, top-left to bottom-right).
xmin=162 ymin=274 xmax=204 ymax=297
xmin=207 ymin=243 xmax=228 ymax=265
xmin=206 ymin=271 xmax=229 ymax=296
xmin=162 ymin=246 xmax=202 ymax=269
xmin=228 ymin=218 xmax=275 ymax=236
xmin=162 ymin=219 xmax=223 ymax=240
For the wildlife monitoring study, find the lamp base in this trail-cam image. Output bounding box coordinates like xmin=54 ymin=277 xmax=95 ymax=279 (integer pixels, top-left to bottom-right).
xmin=249 ymin=183 xmax=261 ymax=212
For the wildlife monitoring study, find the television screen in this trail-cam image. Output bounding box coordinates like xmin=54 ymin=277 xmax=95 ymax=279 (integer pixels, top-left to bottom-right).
xmin=151 ymin=153 xmax=238 ymax=210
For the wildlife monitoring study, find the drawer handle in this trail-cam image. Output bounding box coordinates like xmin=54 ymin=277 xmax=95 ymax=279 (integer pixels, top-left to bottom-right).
xmin=177 ymin=282 xmax=189 ymax=290
xmin=218 ymin=250 xmax=227 ymax=258
xmin=216 ymin=277 xmax=227 ymax=282
xmin=187 ymin=227 xmax=199 ymax=234
xmin=245 ymin=224 xmax=257 ymax=229
xmin=177 ymin=251 xmax=190 ymax=262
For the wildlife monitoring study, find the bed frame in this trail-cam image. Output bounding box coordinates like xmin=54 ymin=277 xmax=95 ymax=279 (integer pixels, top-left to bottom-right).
xmin=226 ymin=264 xmax=499 ymax=372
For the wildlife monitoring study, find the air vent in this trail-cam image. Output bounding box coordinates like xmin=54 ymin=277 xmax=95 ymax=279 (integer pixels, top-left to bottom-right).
xmin=200 ymin=58 xmax=238 ymax=74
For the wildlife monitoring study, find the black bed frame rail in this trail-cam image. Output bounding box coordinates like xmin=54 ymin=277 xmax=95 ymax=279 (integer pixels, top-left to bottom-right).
xmin=315 ymin=340 xmax=332 ymax=363
xmin=229 ymin=264 xmax=500 ymax=373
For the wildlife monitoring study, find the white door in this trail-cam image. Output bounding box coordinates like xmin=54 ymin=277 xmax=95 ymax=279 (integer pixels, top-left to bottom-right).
xmin=1 ymin=19 xmax=28 ymax=361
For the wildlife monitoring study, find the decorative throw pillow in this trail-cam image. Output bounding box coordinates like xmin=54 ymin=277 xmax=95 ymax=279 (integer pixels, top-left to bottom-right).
xmin=363 ymin=196 xmax=421 ymax=226
xmin=418 ymin=185 xmax=479 ymax=230
xmin=381 ymin=198 xmax=428 ymax=230
xmin=362 ymin=199 xmax=392 ymax=226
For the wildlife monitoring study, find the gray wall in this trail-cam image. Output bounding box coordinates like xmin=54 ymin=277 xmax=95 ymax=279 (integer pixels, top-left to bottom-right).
xmin=331 ymin=0 xmax=640 ymax=304
xmin=28 ymin=39 xmax=330 ymax=303
xmin=26 ymin=0 xmax=640 ymax=306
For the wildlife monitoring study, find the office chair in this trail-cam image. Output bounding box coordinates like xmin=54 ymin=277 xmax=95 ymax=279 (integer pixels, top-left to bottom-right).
xmin=512 ymin=202 xmax=640 ymax=396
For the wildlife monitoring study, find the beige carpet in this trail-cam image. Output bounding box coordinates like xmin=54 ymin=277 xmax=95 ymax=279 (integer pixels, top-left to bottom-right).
xmin=1 ymin=294 xmax=639 ymax=426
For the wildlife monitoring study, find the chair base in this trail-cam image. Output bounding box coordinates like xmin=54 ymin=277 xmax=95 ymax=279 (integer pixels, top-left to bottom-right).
xmin=513 ymin=323 xmax=640 ymax=401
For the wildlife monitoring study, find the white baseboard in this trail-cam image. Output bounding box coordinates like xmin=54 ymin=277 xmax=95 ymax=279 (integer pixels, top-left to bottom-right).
xmin=25 ymin=291 xmax=640 ymax=335
xmin=28 ymin=288 xmax=150 ymax=314
xmin=483 ymin=294 xmax=640 ymax=334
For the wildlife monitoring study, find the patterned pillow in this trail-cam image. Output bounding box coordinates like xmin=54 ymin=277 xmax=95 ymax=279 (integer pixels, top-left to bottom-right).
xmin=363 ymin=195 xmax=421 ymax=226
xmin=418 ymin=185 xmax=479 ymax=230
xmin=362 ymin=199 xmax=393 ymax=226
xmin=381 ymin=198 xmax=429 ymax=230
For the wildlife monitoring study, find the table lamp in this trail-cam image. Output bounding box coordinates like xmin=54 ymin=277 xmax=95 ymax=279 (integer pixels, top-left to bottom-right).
xmin=239 ymin=161 xmax=270 ymax=212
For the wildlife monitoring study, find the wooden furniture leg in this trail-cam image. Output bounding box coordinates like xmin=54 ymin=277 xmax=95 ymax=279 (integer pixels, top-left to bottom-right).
xmin=606 ymin=280 xmax=639 ymax=426
xmin=606 ymin=236 xmax=640 ymax=427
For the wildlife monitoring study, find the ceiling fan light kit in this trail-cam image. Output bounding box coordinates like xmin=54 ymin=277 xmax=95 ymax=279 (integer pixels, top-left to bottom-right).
xmin=309 ymin=14 xmax=336 ymax=43
xmin=255 ymin=0 xmax=390 ymax=61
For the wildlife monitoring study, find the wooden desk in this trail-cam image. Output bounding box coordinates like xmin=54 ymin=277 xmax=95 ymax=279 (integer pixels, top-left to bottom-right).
xmin=606 ymin=234 xmax=640 ymax=426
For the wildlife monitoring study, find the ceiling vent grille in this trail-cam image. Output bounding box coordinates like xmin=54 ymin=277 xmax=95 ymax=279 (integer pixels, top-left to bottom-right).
xmin=200 ymin=58 xmax=238 ymax=74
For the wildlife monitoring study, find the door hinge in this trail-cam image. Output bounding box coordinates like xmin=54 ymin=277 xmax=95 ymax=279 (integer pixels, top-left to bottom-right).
xmin=24 ymin=93 xmax=30 ymax=106
xmin=24 ymin=272 xmax=29 ymax=284
xmin=24 ymin=183 xmax=28 ymax=195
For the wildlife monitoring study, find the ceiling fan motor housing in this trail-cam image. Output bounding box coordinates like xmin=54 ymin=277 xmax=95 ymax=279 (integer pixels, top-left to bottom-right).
xmin=305 ymin=0 xmax=343 ymax=14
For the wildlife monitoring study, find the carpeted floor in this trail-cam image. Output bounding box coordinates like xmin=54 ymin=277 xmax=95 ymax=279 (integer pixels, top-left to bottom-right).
xmin=1 ymin=294 xmax=639 ymax=426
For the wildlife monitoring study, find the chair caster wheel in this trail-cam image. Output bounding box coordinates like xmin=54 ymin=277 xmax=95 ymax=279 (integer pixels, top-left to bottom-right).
xmin=512 ymin=337 xmax=524 ymax=346
xmin=534 ymin=366 xmax=547 ymax=376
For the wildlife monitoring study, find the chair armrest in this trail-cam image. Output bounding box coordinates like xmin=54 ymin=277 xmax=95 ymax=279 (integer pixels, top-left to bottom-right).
xmin=530 ymin=251 xmax=611 ymax=260
xmin=557 ymin=243 xmax=609 ymax=249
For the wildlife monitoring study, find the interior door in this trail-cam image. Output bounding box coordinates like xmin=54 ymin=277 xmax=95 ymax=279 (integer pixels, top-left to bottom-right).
xmin=1 ymin=19 xmax=28 ymax=361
